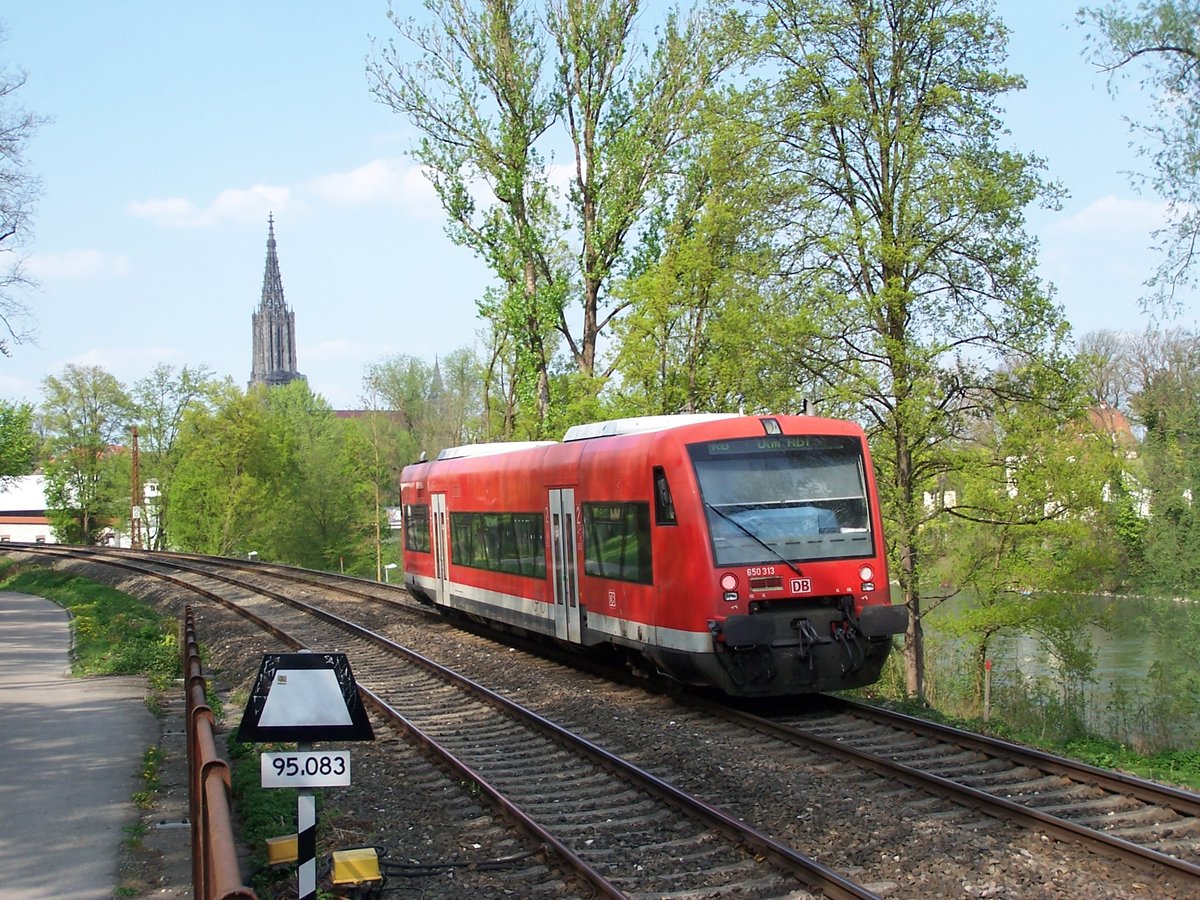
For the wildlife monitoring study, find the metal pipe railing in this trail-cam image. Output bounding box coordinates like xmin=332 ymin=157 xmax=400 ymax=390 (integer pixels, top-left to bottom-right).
xmin=183 ymin=606 xmax=257 ymax=900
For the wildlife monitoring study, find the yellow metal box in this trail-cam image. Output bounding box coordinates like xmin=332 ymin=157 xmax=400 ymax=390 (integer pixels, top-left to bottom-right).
xmin=331 ymin=847 xmax=382 ymax=885
xmin=265 ymin=834 xmax=298 ymax=865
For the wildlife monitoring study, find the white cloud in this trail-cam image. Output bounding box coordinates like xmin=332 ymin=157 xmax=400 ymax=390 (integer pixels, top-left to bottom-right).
xmin=125 ymin=197 xmax=194 ymax=220
xmin=127 ymin=160 xmax=443 ymax=226
xmin=304 ymin=158 xmax=441 ymax=215
xmin=1052 ymin=195 xmax=1167 ymax=236
xmin=0 ymin=372 xmax=38 ymax=401
xmin=127 ymin=185 xmax=291 ymax=226
xmin=24 ymin=250 xmax=130 ymax=279
xmin=124 ymin=155 xmax=497 ymax=229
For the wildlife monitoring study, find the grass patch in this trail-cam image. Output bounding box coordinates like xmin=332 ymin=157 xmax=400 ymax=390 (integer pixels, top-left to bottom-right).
xmin=132 ymin=745 xmax=165 ymax=809
xmin=0 ymin=566 xmax=179 ymax=686
xmin=1059 ymin=739 xmax=1200 ymax=791
xmin=120 ymin=821 xmax=149 ymax=850
xmin=227 ymin=728 xmax=318 ymax=893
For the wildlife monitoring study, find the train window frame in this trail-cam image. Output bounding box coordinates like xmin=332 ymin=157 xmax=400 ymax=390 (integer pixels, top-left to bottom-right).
xmin=687 ymin=434 xmax=876 ymax=566
xmin=449 ymin=510 xmax=547 ymax=579
xmin=403 ymin=503 xmax=432 ymax=554
xmin=582 ymin=501 xmax=653 ymax=584
xmin=653 ymin=466 xmax=677 ymax=526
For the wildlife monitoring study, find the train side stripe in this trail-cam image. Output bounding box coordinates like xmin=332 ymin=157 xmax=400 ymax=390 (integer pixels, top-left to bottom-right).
xmin=409 ymin=573 xmax=714 ymax=654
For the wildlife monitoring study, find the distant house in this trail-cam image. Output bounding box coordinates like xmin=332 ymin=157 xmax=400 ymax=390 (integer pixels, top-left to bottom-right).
xmin=0 ymin=474 xmax=56 ymax=544
xmin=1085 ymin=404 xmax=1139 ymax=458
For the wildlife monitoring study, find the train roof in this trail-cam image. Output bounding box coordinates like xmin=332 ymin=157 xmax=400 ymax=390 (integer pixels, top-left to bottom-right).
xmin=562 ymin=413 xmax=739 ymax=442
xmin=431 ymin=413 xmax=845 ymax=463
xmin=437 ymin=441 xmax=556 ymax=461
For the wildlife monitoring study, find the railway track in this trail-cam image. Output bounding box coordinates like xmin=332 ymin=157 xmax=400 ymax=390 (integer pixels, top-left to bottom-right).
xmin=775 ymin=699 xmax=1200 ymax=865
xmin=8 ymin=545 xmax=871 ymax=898
xmin=684 ymin=696 xmax=1200 ymax=882
xmin=7 ymin=544 xmax=1200 ymax=897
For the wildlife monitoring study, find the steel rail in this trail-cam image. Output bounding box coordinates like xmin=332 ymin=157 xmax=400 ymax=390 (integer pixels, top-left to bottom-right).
xmin=831 ymin=695 xmax=1200 ymax=818
xmin=687 ymin=696 xmax=1200 ymax=882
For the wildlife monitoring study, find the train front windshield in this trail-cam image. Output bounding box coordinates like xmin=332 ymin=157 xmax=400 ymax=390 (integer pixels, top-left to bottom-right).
xmin=689 ymin=434 xmax=874 ymax=565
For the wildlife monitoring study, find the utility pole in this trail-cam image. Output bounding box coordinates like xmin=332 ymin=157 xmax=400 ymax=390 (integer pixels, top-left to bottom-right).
xmin=130 ymin=426 xmax=143 ymax=550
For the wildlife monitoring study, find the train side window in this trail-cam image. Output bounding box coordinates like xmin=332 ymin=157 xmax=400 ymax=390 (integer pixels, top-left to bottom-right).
xmin=582 ymin=502 xmax=652 ymax=584
xmin=449 ymin=510 xmax=546 ymax=578
xmin=653 ymin=467 xmax=676 ymax=525
xmin=403 ymin=504 xmax=432 ymax=553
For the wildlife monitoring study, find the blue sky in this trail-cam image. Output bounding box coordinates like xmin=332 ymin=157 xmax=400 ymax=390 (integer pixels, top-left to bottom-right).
xmin=1 ymin=2 xmax=1194 ymax=410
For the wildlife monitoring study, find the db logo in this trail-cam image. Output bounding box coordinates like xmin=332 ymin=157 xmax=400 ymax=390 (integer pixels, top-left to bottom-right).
xmin=607 ymin=590 xmax=617 ymax=608
xmin=791 ymin=578 xmax=812 ymax=593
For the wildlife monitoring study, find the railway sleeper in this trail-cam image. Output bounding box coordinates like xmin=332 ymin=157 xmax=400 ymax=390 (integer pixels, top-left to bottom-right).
xmin=1030 ymin=792 xmax=1143 ymax=817
xmin=1080 ymin=805 xmax=1182 ymax=829
xmin=605 ymin=858 xmax=778 ymax=887
xmin=525 ymin=792 xmax=657 ymax=820
xmin=926 ymin=759 xmax=1021 ymax=782
xmin=548 ymin=809 xmax=683 ymax=836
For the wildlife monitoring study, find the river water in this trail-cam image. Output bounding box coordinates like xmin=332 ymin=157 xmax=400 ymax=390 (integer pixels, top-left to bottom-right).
xmin=921 ymin=593 xmax=1200 ymax=749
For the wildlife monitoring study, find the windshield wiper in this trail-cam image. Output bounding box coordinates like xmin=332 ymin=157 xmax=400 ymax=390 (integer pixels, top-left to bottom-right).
xmin=705 ymin=502 xmax=803 ymax=577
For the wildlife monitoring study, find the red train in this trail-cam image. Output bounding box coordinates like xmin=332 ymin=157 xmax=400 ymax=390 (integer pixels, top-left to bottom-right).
xmin=399 ymin=414 xmax=908 ymax=696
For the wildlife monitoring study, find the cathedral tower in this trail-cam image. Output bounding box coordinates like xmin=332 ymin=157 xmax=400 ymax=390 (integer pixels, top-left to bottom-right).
xmin=249 ymin=214 xmax=305 ymax=388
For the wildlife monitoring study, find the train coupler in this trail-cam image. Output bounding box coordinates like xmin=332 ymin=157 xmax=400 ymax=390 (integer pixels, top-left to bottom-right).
xmin=791 ymin=617 xmax=823 ymax=664
xmin=830 ymin=620 xmax=866 ymax=675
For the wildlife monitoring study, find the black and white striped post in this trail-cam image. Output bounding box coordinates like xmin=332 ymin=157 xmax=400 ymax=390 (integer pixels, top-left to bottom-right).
xmin=297 ymin=741 xmax=318 ymax=900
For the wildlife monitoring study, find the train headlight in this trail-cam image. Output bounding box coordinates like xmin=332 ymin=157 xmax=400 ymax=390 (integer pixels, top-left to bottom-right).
xmin=720 ymin=572 xmax=739 ymax=601
xmin=858 ymin=565 xmax=874 ymax=582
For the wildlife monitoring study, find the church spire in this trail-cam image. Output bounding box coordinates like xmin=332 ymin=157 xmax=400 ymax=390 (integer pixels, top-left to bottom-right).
xmin=249 ymin=214 xmax=305 ymax=388
xmin=261 ymin=213 xmax=287 ymax=311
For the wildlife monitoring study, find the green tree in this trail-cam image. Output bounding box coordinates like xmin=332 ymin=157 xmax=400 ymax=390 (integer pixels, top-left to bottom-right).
xmin=612 ymin=89 xmax=794 ymax=414
xmin=751 ymin=0 xmax=1069 ymax=700
xmin=169 ymin=384 xmax=273 ymax=555
xmin=171 ymin=381 xmax=380 ymax=570
xmin=546 ymin=0 xmax=725 ymax=382
xmin=0 ymin=399 xmax=36 ymax=485
xmin=39 ymin=365 xmax=133 ymax=544
xmin=370 ymin=0 xmax=565 ymax=427
xmin=259 ymin=382 xmax=374 ymax=571
xmin=130 ymin=363 xmax=224 ymax=549
xmin=351 ymin=379 xmax=414 ymax=580
xmin=364 ymin=350 xmax=484 ymax=457
xmin=1129 ymin=328 xmax=1200 ymax=593
xmin=1079 ymin=1 xmax=1200 ymax=313
xmin=930 ymin=363 xmax=1110 ymax=712
xmin=0 ymin=27 xmax=49 ymax=356
xmin=1076 ymin=329 xmax=1136 ymax=413
xmin=370 ymin=0 xmax=726 ymax=432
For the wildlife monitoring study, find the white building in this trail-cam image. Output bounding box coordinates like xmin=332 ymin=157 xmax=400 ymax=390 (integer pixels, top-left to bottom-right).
xmin=0 ymin=474 xmax=56 ymax=544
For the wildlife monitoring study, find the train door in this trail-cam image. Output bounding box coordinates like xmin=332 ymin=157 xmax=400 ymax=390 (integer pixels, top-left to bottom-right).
xmin=549 ymin=488 xmax=582 ymax=643
xmin=431 ymin=493 xmax=449 ymax=606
